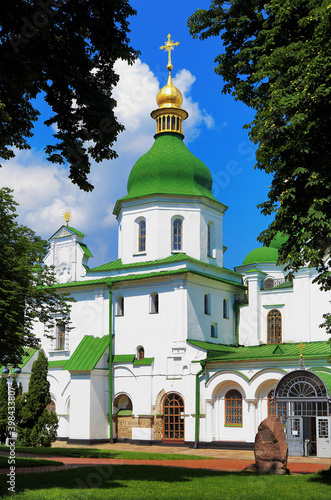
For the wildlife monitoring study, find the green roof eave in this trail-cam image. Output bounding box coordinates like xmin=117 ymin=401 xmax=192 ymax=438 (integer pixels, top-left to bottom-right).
xmin=187 ymin=339 xmax=236 ymax=353
xmin=113 ymin=355 xmax=135 ymax=363
xmin=67 ymin=226 xmax=86 ymax=237
xmin=113 ymin=193 xmax=227 ymax=217
xmin=310 ymin=369 xmax=331 ymax=396
xmin=79 ymin=243 xmax=93 ymax=258
xmin=64 ymin=335 xmax=109 ymax=371
xmin=133 ymin=357 xmax=154 ymax=366
xmin=48 ymin=360 xmax=67 ymax=369
xmin=88 ymin=253 xmax=242 ymax=279
xmin=205 ymin=341 xmax=331 ymax=363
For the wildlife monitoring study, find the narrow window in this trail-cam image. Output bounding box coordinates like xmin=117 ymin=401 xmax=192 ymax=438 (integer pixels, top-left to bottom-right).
xmin=204 ymin=294 xmax=211 ymax=315
xmin=171 ymin=116 xmax=176 ymax=130
xmin=150 ymin=292 xmax=159 ymax=314
xmin=173 ymin=219 xmax=183 ymax=251
xmin=267 ymin=309 xmax=282 ymax=344
xmin=162 ymin=116 xmax=165 ymax=130
xmin=223 ymin=298 xmax=229 ymax=319
xmin=225 ymin=390 xmax=242 ymax=425
xmin=116 ymin=296 xmax=124 ymax=316
xmin=207 ymin=224 xmax=211 ymax=256
xmin=57 ymin=325 xmax=65 ymax=350
xmin=47 ymin=400 xmax=56 ymax=413
xmin=211 ymin=323 xmax=218 ymax=338
xmin=138 ymin=220 xmax=146 ymax=252
xmin=137 ymin=347 xmax=144 ymax=360
xmin=167 ymin=115 xmax=170 ymax=129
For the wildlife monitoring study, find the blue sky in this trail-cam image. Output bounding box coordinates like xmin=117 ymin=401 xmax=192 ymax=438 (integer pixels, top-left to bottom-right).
xmin=0 ymin=0 xmax=273 ymax=271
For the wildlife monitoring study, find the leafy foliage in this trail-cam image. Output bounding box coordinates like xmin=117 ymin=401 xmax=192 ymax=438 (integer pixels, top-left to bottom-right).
xmin=0 ymin=377 xmax=8 ymax=444
xmin=0 ymin=188 xmax=73 ymax=366
xmin=0 ymin=0 xmax=139 ymax=191
xmin=188 ymin=1 xmax=331 ymax=290
xmin=18 ymin=350 xmax=58 ymax=447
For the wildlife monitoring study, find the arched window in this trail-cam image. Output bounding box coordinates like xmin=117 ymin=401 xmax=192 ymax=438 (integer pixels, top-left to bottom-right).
xmin=116 ymin=296 xmax=124 ymax=316
xmin=137 ymin=346 xmax=144 ymax=360
xmin=223 ymin=298 xmax=229 ymax=319
xmin=163 ymin=393 xmax=185 ymax=441
xmin=150 ymin=292 xmax=159 ymax=314
xmin=204 ymin=293 xmax=211 ymax=315
xmin=267 ymin=309 xmax=282 ymax=344
xmin=138 ymin=220 xmax=146 ymax=252
xmin=172 ymin=219 xmax=183 ymax=251
xmin=264 ymin=277 xmax=274 ymax=290
xmin=47 ymin=400 xmax=56 ymax=413
xmin=225 ymin=390 xmax=243 ymax=426
xmin=57 ymin=325 xmax=65 ymax=350
xmin=211 ymin=323 xmax=218 ymax=338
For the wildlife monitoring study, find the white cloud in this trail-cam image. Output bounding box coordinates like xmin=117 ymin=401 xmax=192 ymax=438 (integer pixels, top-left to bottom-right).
xmin=0 ymin=59 xmax=214 ymax=266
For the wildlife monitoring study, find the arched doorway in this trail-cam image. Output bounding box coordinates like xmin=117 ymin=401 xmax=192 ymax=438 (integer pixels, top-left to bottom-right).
xmin=274 ymin=370 xmax=330 ymax=457
xmin=163 ymin=393 xmax=184 ymax=442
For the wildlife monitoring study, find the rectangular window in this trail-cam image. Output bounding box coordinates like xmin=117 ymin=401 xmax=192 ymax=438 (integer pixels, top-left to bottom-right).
xmin=211 ymin=323 xmax=218 ymax=338
xmin=57 ymin=326 xmax=65 ymax=350
xmin=138 ymin=220 xmax=146 ymax=252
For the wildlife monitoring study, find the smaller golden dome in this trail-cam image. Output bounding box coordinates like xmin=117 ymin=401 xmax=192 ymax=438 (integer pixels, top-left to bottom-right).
xmin=156 ymin=72 xmax=183 ymax=109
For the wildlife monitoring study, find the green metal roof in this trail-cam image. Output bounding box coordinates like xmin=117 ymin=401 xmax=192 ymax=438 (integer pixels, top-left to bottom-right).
xmin=242 ymin=233 xmax=288 ymax=266
xmin=67 ymin=226 xmax=86 ymax=237
xmin=133 ymin=358 xmax=154 ymax=366
xmin=1 ymin=348 xmax=37 ymax=374
xmin=48 ymin=360 xmax=67 ymax=369
xmin=313 ymin=370 xmax=331 ymax=396
xmin=79 ymin=243 xmax=93 ymax=258
xmin=89 ymin=253 xmax=241 ymax=279
xmin=114 ymin=133 xmax=219 ymax=213
xmin=204 ymin=341 xmax=330 ymax=363
xmin=187 ymin=339 xmax=236 ymax=352
xmin=50 ymin=267 xmax=244 ymax=291
xmin=64 ymin=336 xmax=109 ymax=371
xmin=113 ymin=355 xmax=135 ymax=363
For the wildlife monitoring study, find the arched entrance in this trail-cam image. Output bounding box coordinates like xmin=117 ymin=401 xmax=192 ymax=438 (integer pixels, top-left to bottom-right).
xmin=163 ymin=393 xmax=184 ymax=442
xmin=274 ymin=370 xmax=331 ymax=457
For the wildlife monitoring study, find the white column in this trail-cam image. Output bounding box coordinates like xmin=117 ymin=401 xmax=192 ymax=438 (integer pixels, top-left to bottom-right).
xmin=205 ymin=399 xmax=214 ymax=440
xmin=246 ymin=398 xmax=258 ymax=442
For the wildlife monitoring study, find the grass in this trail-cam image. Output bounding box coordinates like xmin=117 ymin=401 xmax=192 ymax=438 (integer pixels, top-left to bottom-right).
xmin=0 ymin=464 xmax=330 ymax=499
xmin=0 ymin=456 xmax=63 ymax=468
xmin=0 ymin=445 xmax=209 ymax=461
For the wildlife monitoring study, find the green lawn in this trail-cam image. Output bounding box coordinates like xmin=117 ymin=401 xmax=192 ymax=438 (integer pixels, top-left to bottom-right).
xmin=0 ymin=445 xmax=209 ymax=461
xmin=0 ymin=456 xmax=63 ymax=468
xmin=0 ymin=465 xmax=330 ymax=499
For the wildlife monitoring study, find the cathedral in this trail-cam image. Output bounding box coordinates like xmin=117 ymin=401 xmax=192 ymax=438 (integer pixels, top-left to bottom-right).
xmin=14 ymin=37 xmax=331 ymax=458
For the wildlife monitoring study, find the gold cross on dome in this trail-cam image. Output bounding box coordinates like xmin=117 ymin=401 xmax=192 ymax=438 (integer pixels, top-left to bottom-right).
xmin=297 ymin=341 xmax=306 ymax=359
xmin=160 ymin=34 xmax=179 ymax=69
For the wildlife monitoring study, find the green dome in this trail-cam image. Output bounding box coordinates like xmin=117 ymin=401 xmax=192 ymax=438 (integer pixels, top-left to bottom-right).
xmin=242 ymin=233 xmax=288 ymax=265
xmin=119 ymin=133 xmax=218 ymax=203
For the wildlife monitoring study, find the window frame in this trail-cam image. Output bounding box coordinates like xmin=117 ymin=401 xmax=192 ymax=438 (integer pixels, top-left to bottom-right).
xmin=211 ymin=323 xmax=218 ymax=338
xmin=138 ymin=219 xmax=146 ymax=253
xmin=172 ymin=218 xmax=183 ymax=251
xmin=137 ymin=346 xmax=144 ymax=360
xmin=56 ymin=325 xmax=65 ymax=350
xmin=267 ymin=309 xmax=282 ymax=344
xmin=47 ymin=400 xmax=56 ymax=413
xmin=204 ymin=293 xmax=211 ymax=315
xmin=223 ymin=298 xmax=229 ymax=319
xmin=225 ymin=389 xmax=243 ymax=426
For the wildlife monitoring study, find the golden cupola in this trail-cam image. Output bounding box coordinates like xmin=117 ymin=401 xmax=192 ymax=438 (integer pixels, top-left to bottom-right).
xmin=151 ymin=34 xmax=188 ymax=137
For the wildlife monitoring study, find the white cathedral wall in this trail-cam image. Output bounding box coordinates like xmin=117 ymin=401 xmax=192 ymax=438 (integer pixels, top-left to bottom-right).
xmin=116 ymin=198 xmax=224 ymax=266
xmin=187 ymin=280 xmax=235 ymax=345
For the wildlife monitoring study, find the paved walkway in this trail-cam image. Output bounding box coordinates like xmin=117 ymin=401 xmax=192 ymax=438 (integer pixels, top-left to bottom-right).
xmin=0 ymin=442 xmax=330 ymax=476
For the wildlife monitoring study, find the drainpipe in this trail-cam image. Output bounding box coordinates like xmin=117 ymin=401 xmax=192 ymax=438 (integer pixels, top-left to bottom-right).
xmin=107 ymin=283 xmax=113 ymax=443
xmin=194 ymin=366 xmax=205 ymax=449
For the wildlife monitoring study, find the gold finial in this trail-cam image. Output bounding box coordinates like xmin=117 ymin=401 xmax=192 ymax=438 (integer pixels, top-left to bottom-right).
xmin=62 ymin=209 xmax=72 ymax=226
xmin=297 ymin=341 xmax=305 ymax=359
xmin=160 ymin=34 xmax=179 ymax=71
